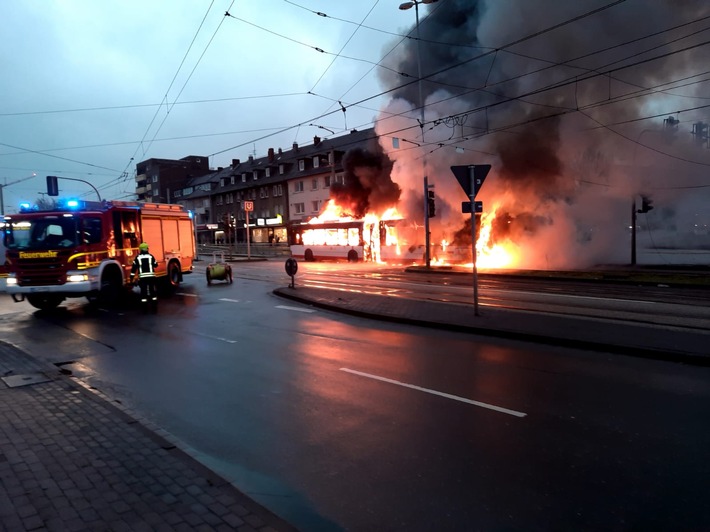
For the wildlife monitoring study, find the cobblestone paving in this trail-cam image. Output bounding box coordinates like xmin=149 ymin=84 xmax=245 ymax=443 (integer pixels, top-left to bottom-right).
xmin=0 ymin=341 xmax=296 ymax=531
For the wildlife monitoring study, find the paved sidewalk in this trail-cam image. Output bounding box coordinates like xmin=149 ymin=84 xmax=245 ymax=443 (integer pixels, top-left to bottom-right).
xmin=0 ymin=341 xmax=297 ymax=532
xmin=273 ymin=286 xmax=710 ymax=366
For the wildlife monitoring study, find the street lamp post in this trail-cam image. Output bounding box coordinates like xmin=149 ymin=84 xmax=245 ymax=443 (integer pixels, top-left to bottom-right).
xmin=400 ymin=0 xmax=438 ymax=268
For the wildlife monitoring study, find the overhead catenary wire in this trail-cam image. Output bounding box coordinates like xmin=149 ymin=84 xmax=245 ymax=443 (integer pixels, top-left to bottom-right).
xmin=6 ymin=0 xmax=709 ymax=199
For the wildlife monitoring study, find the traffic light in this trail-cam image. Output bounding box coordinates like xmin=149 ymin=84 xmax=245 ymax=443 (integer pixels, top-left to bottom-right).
xmin=638 ymin=195 xmax=654 ymax=213
xmin=46 ymin=175 xmax=59 ymax=196
xmin=427 ymin=190 xmax=436 ymax=218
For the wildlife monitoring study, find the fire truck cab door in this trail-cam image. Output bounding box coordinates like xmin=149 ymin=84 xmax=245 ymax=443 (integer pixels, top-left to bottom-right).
xmin=113 ymin=210 xmax=140 ymax=279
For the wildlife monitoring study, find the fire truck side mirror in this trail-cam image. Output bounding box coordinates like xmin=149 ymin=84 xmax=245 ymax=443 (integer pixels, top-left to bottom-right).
xmin=47 ymin=175 xmax=59 ymax=196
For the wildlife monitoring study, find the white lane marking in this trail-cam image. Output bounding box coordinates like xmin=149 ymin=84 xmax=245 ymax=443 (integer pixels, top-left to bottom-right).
xmin=192 ymin=331 xmax=237 ymax=344
xmin=176 ymin=292 xmax=198 ymax=297
xmin=485 ymin=288 xmax=655 ymax=305
xmin=340 ymin=368 xmax=527 ymax=418
xmin=220 ymin=298 xmax=241 ymax=302
xmin=276 ymin=305 xmax=316 ymax=313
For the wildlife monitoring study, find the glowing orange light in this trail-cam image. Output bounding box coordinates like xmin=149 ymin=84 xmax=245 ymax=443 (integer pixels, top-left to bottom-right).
xmin=475 ymin=206 xmax=521 ymax=269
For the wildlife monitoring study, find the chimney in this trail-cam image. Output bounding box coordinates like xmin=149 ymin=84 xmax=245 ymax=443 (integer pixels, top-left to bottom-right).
xmin=293 ymin=142 xmax=299 ymax=151
xmin=268 ymin=148 xmax=275 ymax=162
xmin=232 ymin=158 xmax=240 ymax=167
xmin=278 ymin=148 xmax=283 ymax=155
xmin=313 ymin=135 xmax=321 ymax=146
xmin=248 ymin=155 xmax=254 ymax=163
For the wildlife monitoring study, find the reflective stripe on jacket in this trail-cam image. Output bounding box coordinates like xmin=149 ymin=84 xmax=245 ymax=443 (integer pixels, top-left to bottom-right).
xmin=131 ymin=252 xmax=158 ymax=278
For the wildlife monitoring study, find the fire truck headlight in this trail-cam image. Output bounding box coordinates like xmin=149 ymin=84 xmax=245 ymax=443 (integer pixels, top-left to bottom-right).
xmin=6 ymin=275 xmax=17 ymax=286
xmin=67 ymin=273 xmax=89 ymax=283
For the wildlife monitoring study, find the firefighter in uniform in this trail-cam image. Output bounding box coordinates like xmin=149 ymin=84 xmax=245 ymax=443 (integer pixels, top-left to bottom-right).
xmin=131 ymin=242 xmax=158 ymax=307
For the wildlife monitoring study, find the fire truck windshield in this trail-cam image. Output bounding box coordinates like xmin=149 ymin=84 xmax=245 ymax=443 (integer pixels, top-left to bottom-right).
xmin=4 ymin=217 xmax=80 ymax=250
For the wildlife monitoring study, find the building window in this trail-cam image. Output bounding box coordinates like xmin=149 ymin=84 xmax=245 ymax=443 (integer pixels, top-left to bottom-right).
xmin=294 ymin=203 xmax=305 ymax=214
xmin=279 ymin=164 xmax=285 ymax=175
xmin=312 ymin=200 xmax=320 ymax=213
xmin=294 ymin=181 xmax=304 ymax=193
xmin=253 ymin=171 xmax=258 ymax=181
xmin=231 ymin=176 xmax=235 ymax=185
xmin=298 ymin=160 xmax=305 ymax=171
xmin=324 ymin=175 xmax=331 ymax=187
xmin=311 ymin=178 xmax=318 ymax=190
xmin=266 ymin=168 xmax=271 ymax=178
xmin=242 ymin=173 xmax=247 ymax=183
xmin=216 ymin=195 xmax=223 ymax=206
xmin=313 ymin=156 xmax=320 ymax=168
xmin=334 ymin=173 xmax=345 ymax=185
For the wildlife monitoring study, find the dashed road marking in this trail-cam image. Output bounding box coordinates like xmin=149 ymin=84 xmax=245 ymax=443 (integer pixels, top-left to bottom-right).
xmin=192 ymin=331 xmax=237 ymax=344
xmin=219 ymin=298 xmax=241 ymax=303
xmin=276 ymin=305 xmax=316 ymax=313
xmin=340 ymin=368 xmax=527 ymax=418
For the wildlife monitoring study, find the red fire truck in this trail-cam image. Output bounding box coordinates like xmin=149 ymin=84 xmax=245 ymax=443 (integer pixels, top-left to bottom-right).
xmin=3 ymin=199 xmax=195 ymax=310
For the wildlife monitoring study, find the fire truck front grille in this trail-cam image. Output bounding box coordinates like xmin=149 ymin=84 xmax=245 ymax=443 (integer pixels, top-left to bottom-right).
xmin=17 ymin=258 xmax=66 ymax=286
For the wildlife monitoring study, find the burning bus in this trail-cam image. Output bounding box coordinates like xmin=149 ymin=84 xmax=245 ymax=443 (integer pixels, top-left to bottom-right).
xmin=287 ymin=200 xmax=425 ymax=263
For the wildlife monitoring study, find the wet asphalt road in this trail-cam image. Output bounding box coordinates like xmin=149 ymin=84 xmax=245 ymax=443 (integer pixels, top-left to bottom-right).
xmin=1 ymin=264 xmax=709 ymax=531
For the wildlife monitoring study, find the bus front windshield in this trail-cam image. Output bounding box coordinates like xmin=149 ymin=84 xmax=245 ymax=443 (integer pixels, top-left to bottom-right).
xmin=4 ymin=216 xmax=79 ymax=250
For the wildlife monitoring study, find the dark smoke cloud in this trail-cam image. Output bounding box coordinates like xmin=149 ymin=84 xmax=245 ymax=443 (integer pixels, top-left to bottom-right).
xmin=377 ymin=0 xmax=710 ymax=268
xmin=496 ymin=117 xmax=562 ymax=191
xmin=330 ymin=142 xmax=401 ymax=218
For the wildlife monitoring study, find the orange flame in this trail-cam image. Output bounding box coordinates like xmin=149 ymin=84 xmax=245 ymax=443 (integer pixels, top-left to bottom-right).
xmin=474 ymin=206 xmax=521 ymax=269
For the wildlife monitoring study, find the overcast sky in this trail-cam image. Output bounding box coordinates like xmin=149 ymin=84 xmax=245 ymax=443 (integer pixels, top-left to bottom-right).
xmin=1 ymin=0 xmax=420 ymax=208
xmin=2 ymin=0 xmax=709 ymax=267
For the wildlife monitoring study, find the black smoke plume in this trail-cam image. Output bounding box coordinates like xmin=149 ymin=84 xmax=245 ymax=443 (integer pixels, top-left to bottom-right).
xmin=377 ymin=0 xmax=710 ymax=268
xmin=330 ymin=142 xmax=401 ymax=218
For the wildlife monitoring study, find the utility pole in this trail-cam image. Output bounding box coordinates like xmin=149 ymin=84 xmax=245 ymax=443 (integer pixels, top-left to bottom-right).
xmin=631 ymin=198 xmax=637 ymax=266
xmin=631 ymin=194 xmax=654 ymax=266
xmin=399 ymin=0 xmax=439 ymax=268
xmin=424 ymin=177 xmax=432 ymax=267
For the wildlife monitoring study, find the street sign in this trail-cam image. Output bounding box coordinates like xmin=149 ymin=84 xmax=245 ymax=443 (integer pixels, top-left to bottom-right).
xmin=451 ymin=164 xmax=491 ymax=318
xmin=462 ymin=201 xmax=483 ymax=214
xmin=243 ymin=200 xmax=254 ymax=212
xmin=285 ymin=257 xmax=298 ymax=276
xmin=451 ymin=164 xmax=491 ymax=198
xmin=285 ymin=258 xmax=298 ymax=288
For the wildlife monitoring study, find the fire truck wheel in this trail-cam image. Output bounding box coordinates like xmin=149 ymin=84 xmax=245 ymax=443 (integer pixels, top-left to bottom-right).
xmin=27 ymin=294 xmax=64 ymax=311
xmin=347 ymin=249 xmax=359 ymax=263
xmin=304 ymin=249 xmax=315 ymax=262
xmin=98 ymin=267 xmax=123 ymax=307
xmin=167 ymin=261 xmax=181 ymax=290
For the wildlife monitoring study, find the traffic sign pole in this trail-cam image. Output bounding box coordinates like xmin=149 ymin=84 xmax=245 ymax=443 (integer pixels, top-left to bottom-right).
xmin=243 ymin=200 xmax=254 ymax=260
xmin=470 ymin=167 xmax=479 ymax=316
xmin=451 ymin=164 xmax=491 ymax=317
xmin=246 ymin=211 xmax=251 ymax=260
xmin=424 ymin=176 xmax=431 ymax=268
